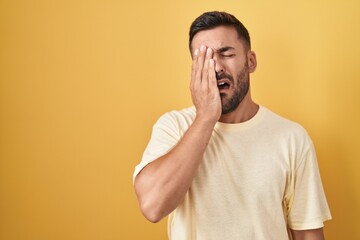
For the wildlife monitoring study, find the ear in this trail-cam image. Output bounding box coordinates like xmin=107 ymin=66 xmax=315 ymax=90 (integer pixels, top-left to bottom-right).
xmin=247 ymin=51 xmax=257 ymax=73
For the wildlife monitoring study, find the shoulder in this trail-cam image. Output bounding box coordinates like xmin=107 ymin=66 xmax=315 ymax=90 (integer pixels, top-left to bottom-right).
xmin=262 ymin=107 xmax=308 ymax=132
xmin=156 ymin=106 xmax=196 ymax=127
xmin=261 ymin=107 xmax=317 ymax=169
xmin=152 ymin=106 xmax=196 ymax=135
xmin=261 ymin=106 xmax=312 ymax=144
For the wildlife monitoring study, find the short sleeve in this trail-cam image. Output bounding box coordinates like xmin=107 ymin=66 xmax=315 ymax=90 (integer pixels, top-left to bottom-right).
xmin=287 ymin=138 xmax=332 ymax=230
xmin=132 ymin=113 xmax=182 ymax=183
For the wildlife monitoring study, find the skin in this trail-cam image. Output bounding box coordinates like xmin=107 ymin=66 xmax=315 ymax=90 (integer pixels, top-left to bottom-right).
xmin=291 ymin=228 xmax=325 ymax=240
xmin=190 ymin=26 xmax=258 ymax=123
xmin=134 ymin=25 xmax=325 ymax=240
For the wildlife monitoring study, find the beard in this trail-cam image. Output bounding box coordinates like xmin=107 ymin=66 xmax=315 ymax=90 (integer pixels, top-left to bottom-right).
xmin=217 ymin=61 xmax=250 ymax=114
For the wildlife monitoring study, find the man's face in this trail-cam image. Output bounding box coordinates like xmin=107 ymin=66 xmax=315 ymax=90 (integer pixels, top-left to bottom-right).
xmin=191 ymin=26 xmax=255 ymax=114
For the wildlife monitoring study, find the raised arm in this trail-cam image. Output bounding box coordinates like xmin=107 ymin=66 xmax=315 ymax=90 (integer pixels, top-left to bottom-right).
xmin=134 ymin=46 xmax=220 ymax=223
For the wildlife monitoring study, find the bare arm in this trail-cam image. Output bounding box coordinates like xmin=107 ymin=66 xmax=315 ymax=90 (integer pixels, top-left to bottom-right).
xmin=134 ymin=46 xmax=220 ymax=223
xmin=291 ymin=228 xmax=325 ymax=240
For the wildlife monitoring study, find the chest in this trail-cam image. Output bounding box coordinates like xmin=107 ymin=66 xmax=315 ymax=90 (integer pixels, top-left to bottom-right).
xmin=192 ymin=131 xmax=291 ymax=203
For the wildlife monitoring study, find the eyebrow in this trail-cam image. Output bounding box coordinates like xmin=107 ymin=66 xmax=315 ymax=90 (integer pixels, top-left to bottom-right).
xmin=215 ymin=46 xmax=235 ymax=54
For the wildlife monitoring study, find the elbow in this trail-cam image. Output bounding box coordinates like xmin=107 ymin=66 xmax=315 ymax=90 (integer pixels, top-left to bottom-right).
xmin=139 ymin=199 xmax=165 ymax=223
xmin=135 ymin=180 xmax=166 ymax=223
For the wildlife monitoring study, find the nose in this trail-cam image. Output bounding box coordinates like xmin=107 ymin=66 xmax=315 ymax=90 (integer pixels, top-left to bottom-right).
xmin=213 ymin=57 xmax=224 ymax=74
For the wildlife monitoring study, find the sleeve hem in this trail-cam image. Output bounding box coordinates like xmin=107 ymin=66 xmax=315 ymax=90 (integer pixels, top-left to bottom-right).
xmin=288 ymin=216 xmax=332 ymax=230
xmin=132 ymin=161 xmax=152 ymax=184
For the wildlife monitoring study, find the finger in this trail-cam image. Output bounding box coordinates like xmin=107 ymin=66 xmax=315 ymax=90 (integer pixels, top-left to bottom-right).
xmin=190 ymin=48 xmax=199 ymax=90
xmin=208 ymin=58 xmax=217 ymax=92
xmin=201 ymin=47 xmax=213 ymax=89
xmin=195 ymin=45 xmax=206 ymax=85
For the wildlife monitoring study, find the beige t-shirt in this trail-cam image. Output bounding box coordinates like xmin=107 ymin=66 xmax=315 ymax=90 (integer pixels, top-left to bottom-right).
xmin=134 ymin=106 xmax=331 ymax=240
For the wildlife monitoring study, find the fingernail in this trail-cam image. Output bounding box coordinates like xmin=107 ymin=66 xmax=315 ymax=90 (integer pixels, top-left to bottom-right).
xmin=207 ymin=48 xmax=212 ymax=55
xmin=200 ymin=45 xmax=205 ymax=51
xmin=194 ymin=49 xmax=199 ymax=56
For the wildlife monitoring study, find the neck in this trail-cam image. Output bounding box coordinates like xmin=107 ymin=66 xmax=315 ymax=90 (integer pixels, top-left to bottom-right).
xmin=218 ymin=92 xmax=259 ymax=124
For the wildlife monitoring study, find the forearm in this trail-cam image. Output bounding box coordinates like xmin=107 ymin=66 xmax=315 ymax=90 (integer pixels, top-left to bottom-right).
xmin=134 ymin=116 xmax=216 ymax=222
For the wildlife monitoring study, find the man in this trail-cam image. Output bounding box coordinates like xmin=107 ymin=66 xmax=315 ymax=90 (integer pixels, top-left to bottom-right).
xmin=133 ymin=11 xmax=331 ymax=240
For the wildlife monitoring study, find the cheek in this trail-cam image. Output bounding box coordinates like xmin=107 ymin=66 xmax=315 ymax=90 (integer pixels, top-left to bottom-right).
xmin=227 ymin=61 xmax=244 ymax=75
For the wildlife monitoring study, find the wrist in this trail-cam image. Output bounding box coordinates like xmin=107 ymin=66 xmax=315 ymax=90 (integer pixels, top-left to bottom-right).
xmin=194 ymin=113 xmax=218 ymax=128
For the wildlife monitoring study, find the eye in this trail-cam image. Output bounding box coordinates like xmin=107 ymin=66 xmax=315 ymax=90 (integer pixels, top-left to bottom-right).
xmin=222 ymin=54 xmax=235 ymax=58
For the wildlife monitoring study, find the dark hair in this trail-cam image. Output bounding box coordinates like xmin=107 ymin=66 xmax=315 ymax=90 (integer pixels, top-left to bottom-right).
xmin=189 ymin=11 xmax=251 ymax=51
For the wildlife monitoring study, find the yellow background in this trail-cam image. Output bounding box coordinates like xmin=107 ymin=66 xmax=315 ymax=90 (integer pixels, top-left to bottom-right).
xmin=0 ymin=0 xmax=359 ymax=239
